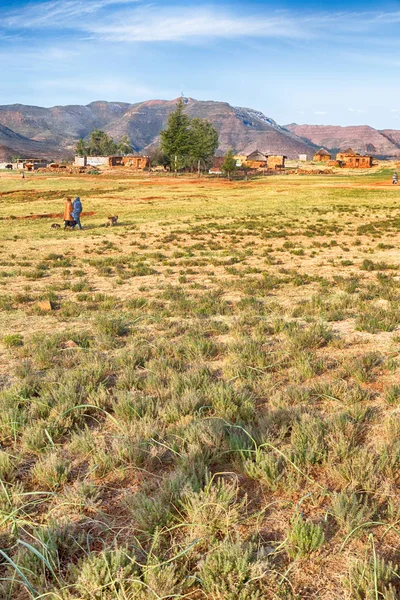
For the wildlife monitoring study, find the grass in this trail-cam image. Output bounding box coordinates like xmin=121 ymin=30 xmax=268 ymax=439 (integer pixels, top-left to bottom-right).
xmin=0 ymin=167 xmax=400 ymax=598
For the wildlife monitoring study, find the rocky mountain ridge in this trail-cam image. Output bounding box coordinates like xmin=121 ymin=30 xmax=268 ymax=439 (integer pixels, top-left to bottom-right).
xmin=285 ymin=123 xmax=400 ymax=158
xmin=0 ymin=98 xmax=315 ymax=160
xmin=2 ymin=97 xmax=400 ymax=161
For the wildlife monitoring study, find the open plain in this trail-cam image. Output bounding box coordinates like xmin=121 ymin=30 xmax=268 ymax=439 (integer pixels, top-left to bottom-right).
xmin=1 ymin=168 xmax=400 ymax=599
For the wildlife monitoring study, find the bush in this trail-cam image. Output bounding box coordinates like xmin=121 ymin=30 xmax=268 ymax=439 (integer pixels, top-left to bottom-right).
xmin=199 ymin=541 xmax=268 ymax=600
xmin=287 ymin=514 xmax=324 ymax=558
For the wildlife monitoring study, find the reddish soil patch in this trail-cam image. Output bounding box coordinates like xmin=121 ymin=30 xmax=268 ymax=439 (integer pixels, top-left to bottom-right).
xmin=0 ymin=211 xmax=96 ymax=220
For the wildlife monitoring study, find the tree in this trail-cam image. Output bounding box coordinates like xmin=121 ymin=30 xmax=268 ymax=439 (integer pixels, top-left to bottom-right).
xmin=75 ymin=139 xmax=88 ymax=157
xmin=222 ymin=149 xmax=237 ymax=180
xmin=117 ymin=135 xmax=133 ymax=155
xmin=148 ymin=146 xmax=170 ymax=169
xmin=160 ymin=98 xmax=191 ymax=175
xmin=87 ymin=129 xmax=118 ymax=156
xmin=188 ymin=118 xmax=219 ymax=176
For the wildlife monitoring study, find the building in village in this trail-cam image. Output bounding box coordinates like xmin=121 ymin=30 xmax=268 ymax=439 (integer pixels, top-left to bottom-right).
xmin=244 ymin=150 xmax=269 ymax=169
xmin=74 ymin=156 xmax=123 ymax=168
xmin=336 ymin=148 xmax=373 ymax=168
xmin=313 ymin=149 xmax=331 ymax=162
xmin=268 ymin=155 xmax=287 ymax=170
xmin=234 ymin=151 xmax=286 ymax=171
xmin=298 ymin=154 xmax=308 ymax=162
xmin=122 ymin=155 xmax=150 ymax=170
xmin=16 ymin=158 xmax=48 ymax=171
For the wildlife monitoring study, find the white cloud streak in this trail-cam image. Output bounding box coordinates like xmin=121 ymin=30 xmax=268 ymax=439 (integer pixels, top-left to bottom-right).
xmin=3 ymin=1 xmax=400 ymax=45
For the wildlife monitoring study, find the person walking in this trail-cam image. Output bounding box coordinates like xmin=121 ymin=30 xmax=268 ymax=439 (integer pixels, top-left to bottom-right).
xmin=72 ymin=196 xmax=83 ymax=230
xmin=392 ymin=172 xmax=398 ymax=185
xmin=63 ymin=198 xmax=75 ymax=229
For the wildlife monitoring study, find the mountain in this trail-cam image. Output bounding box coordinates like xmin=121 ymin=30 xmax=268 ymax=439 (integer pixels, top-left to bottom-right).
xmin=285 ymin=124 xmax=400 ymax=158
xmin=0 ymin=98 xmax=316 ymax=160
xmin=0 ymin=123 xmax=63 ymax=161
xmin=105 ymin=98 xmax=316 ymax=157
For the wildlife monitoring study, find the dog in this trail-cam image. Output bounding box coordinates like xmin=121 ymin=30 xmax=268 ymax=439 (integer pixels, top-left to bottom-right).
xmin=106 ymin=215 xmax=118 ymax=227
xmin=50 ymin=223 xmax=61 ymax=229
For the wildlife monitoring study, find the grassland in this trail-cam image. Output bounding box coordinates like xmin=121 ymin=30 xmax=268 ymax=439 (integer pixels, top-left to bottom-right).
xmin=1 ymin=167 xmax=400 ymax=599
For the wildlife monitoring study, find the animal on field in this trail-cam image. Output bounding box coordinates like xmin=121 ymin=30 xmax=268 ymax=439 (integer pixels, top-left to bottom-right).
xmin=50 ymin=223 xmax=61 ymax=229
xmin=106 ymin=215 xmax=118 ymax=227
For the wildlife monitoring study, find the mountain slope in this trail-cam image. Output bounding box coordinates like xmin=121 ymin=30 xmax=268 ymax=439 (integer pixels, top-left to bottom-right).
xmin=0 ymin=123 xmax=62 ymax=161
xmin=0 ymin=98 xmax=316 ymax=159
xmin=285 ymin=124 xmax=400 ymax=157
xmin=106 ymin=97 xmax=317 ymax=157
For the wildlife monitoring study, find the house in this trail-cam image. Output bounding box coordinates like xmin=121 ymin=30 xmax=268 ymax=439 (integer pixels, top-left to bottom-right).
xmin=268 ymin=155 xmax=287 ymax=170
xmin=299 ymin=154 xmax=308 ymax=162
xmin=244 ymin=150 xmax=268 ymax=169
xmin=74 ymin=156 xmax=123 ymax=168
xmin=18 ymin=158 xmax=48 ymax=171
xmin=336 ymin=148 xmax=373 ymax=168
xmin=122 ymin=155 xmax=150 ymax=170
xmin=313 ymin=149 xmax=331 ymax=162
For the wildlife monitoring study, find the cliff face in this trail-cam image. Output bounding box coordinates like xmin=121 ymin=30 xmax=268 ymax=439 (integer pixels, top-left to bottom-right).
xmin=285 ymin=124 xmax=400 ymax=157
xmin=0 ymin=98 xmax=315 ymax=159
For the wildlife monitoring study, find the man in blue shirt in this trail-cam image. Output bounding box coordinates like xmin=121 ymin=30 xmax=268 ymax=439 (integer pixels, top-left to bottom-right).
xmin=72 ymin=196 xmax=83 ymax=229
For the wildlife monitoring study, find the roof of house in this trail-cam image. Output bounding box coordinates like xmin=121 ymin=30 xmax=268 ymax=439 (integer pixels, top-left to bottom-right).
xmin=246 ymin=150 xmax=268 ymax=161
xmin=339 ymin=148 xmax=357 ymax=155
xmin=314 ymin=148 xmax=331 ymax=156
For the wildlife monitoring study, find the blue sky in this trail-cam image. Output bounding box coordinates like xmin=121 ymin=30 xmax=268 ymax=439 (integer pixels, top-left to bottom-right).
xmin=1 ymin=0 xmax=400 ymax=128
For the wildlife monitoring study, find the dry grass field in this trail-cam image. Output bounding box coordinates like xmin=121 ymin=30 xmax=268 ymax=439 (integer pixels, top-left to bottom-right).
xmin=1 ymin=167 xmax=400 ymax=599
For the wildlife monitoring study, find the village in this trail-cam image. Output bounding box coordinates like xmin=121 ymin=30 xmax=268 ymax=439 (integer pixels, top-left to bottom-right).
xmin=0 ymin=146 xmax=376 ymax=174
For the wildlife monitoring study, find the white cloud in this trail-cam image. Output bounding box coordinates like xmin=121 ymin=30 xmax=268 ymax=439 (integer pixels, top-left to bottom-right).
xmin=3 ymin=0 xmax=140 ymax=28
xmin=3 ymin=2 xmax=400 ymax=46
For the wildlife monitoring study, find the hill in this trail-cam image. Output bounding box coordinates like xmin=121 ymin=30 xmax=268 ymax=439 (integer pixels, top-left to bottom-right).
xmin=0 ymin=98 xmax=316 ymax=159
xmin=285 ymin=123 xmax=400 ymax=157
xmin=0 ymin=123 xmax=63 ymax=161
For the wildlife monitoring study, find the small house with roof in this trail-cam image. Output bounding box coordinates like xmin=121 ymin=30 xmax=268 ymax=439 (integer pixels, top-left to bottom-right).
xmin=313 ymin=149 xmax=331 ymax=162
xmin=244 ymin=150 xmax=268 ymax=169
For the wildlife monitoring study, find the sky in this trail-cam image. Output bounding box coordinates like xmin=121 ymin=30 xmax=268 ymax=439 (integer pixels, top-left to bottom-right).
xmin=1 ymin=0 xmax=400 ymax=129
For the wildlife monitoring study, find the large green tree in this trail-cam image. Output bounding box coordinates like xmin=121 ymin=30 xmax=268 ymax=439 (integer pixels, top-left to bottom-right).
xmin=75 ymin=130 xmax=133 ymax=157
xmin=188 ymin=118 xmax=219 ymax=176
xmin=160 ymin=99 xmax=192 ymax=175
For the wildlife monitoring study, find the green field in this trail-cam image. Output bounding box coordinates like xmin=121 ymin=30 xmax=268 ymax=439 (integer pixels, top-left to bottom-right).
xmin=1 ymin=168 xmax=400 ymax=599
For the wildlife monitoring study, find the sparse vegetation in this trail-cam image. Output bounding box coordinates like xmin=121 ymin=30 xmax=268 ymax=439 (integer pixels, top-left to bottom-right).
xmin=0 ymin=167 xmax=400 ymax=598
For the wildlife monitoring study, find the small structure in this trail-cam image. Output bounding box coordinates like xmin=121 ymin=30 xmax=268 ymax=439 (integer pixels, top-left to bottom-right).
xmin=122 ymin=155 xmax=150 ymax=170
xmin=313 ymin=148 xmax=331 ymax=162
xmin=268 ymin=155 xmax=287 ymax=170
xmin=244 ymin=150 xmax=268 ymax=169
xmin=17 ymin=158 xmax=48 ymax=171
xmin=336 ymin=148 xmax=373 ymax=168
xmin=74 ymin=156 xmax=123 ymax=168
xmin=299 ymin=154 xmax=308 ymax=162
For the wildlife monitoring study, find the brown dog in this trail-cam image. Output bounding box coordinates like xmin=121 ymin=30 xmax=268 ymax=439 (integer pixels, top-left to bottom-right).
xmin=106 ymin=215 xmax=118 ymax=227
xmin=50 ymin=223 xmax=61 ymax=229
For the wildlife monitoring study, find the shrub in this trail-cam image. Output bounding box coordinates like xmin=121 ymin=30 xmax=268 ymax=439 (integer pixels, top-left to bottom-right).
xmin=3 ymin=333 xmax=23 ymax=347
xmin=287 ymin=514 xmax=324 ymax=558
xmin=73 ymin=547 xmax=140 ymax=600
xmin=180 ymin=477 xmax=245 ymax=547
xmin=198 ymin=541 xmax=268 ymax=600
xmin=345 ymin=555 xmax=398 ymax=600
xmin=331 ymin=492 xmax=373 ymax=535
xmin=31 ymin=452 xmax=71 ymax=490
